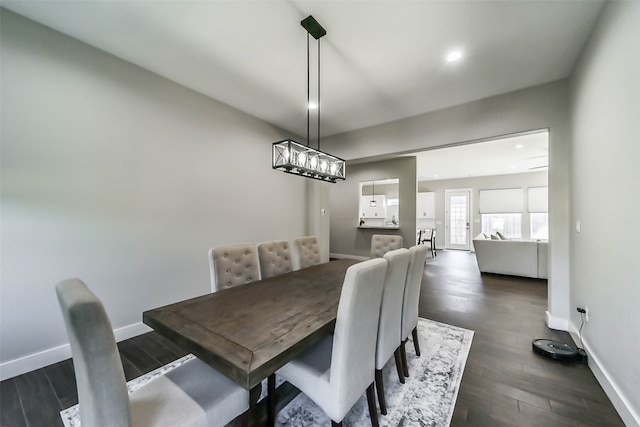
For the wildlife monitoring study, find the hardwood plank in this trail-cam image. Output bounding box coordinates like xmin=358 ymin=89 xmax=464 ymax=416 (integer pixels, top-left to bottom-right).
xmin=118 ymin=339 xmax=163 ymax=377
xmin=21 ymin=389 xmax=64 ymax=427
xmin=12 ymin=369 xmax=51 ymax=398
xmin=44 ymin=359 xmax=78 ymax=408
xmin=0 ymin=378 xmax=22 ymax=413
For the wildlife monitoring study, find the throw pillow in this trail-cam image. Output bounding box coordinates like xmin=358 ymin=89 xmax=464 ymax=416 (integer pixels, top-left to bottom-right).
xmin=496 ymin=231 xmax=510 ymax=240
xmin=474 ymin=233 xmax=486 ymax=240
xmin=490 ymin=234 xmax=500 ymax=240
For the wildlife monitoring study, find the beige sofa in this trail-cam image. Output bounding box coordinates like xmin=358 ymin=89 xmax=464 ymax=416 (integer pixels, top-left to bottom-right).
xmin=473 ymin=238 xmax=548 ymax=279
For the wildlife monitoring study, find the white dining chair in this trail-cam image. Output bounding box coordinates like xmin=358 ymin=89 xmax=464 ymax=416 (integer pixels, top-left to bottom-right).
xmin=209 ymin=243 xmax=260 ymax=292
xmin=268 ymin=258 xmax=389 ymax=427
xmin=375 ymin=248 xmax=411 ymax=415
xmin=294 ymin=235 xmax=321 ymax=269
xmin=399 ymin=245 xmax=429 ymax=377
xmin=370 ymin=234 xmax=403 ymax=258
xmin=56 ymin=278 xmax=249 ymax=427
xmin=257 ymin=240 xmax=294 ymax=279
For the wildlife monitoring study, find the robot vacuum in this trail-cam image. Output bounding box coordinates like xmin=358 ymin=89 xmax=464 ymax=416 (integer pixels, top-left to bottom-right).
xmin=532 ymin=339 xmax=578 ymax=361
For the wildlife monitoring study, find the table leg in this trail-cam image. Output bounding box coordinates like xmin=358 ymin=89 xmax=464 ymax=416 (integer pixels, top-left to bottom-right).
xmin=248 ymin=382 xmax=262 ymax=426
xmin=267 ymin=374 xmax=276 ymax=427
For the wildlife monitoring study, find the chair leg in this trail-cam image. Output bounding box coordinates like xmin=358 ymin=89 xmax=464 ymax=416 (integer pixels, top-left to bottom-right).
xmin=400 ymin=339 xmax=409 ymax=377
xmin=331 ymin=422 xmax=342 ymax=427
xmin=412 ymin=327 xmax=421 ymax=357
xmin=267 ymin=374 xmax=276 ymax=427
xmin=375 ymin=369 xmax=387 ymax=415
xmin=366 ymin=382 xmax=380 ymax=427
xmin=394 ymin=347 xmax=405 ymax=384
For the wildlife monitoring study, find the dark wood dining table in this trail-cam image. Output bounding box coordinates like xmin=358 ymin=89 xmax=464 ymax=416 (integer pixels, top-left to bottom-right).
xmin=143 ymin=258 xmax=360 ymax=396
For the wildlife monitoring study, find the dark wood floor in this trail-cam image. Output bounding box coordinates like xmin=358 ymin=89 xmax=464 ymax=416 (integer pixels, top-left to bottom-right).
xmin=422 ymin=251 xmax=623 ymax=427
xmin=1 ymin=250 xmax=624 ymax=426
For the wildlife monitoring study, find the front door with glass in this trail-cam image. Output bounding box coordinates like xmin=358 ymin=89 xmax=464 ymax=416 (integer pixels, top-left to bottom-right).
xmin=445 ymin=189 xmax=471 ymax=250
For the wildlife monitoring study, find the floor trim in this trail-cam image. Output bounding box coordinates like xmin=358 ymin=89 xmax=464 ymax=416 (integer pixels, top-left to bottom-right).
xmin=545 ymin=310 xmax=569 ymax=331
xmin=0 ymin=322 xmax=150 ymax=381
xmin=569 ymin=322 xmax=640 ymax=427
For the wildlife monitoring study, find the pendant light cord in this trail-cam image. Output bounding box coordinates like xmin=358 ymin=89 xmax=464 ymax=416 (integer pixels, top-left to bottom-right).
xmin=306 ymin=32 xmax=310 ymax=147
xmin=317 ymin=37 xmax=321 ymax=152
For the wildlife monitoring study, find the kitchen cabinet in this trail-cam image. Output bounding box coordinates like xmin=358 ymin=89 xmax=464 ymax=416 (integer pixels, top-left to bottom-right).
xmin=416 ymin=192 xmax=435 ymax=218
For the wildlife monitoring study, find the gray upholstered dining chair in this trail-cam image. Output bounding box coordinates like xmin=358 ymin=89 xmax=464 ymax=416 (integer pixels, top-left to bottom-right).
xmin=294 ymin=235 xmax=321 ymax=269
xmin=375 ymin=248 xmax=411 ymax=415
xmin=257 ymin=240 xmax=294 ymax=279
xmin=268 ymin=258 xmax=388 ymax=427
xmin=370 ymin=234 xmax=403 ymax=258
xmin=56 ymin=278 xmax=249 ymax=427
xmin=399 ymin=245 xmax=429 ymax=378
xmin=208 ymin=243 xmax=260 ymax=292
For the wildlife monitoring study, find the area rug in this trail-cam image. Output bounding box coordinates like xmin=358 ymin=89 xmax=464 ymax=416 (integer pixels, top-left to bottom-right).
xmin=61 ymin=318 xmax=473 ymax=427
xmin=275 ymin=318 xmax=473 ymax=426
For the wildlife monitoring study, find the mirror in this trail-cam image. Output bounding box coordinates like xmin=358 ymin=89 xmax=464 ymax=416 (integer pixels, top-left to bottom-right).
xmin=358 ymin=178 xmax=400 ymax=228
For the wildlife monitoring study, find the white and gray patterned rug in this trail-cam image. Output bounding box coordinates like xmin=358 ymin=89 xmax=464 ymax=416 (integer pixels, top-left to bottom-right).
xmin=274 ymin=318 xmax=473 ymax=426
xmin=61 ymin=318 xmax=473 ymax=427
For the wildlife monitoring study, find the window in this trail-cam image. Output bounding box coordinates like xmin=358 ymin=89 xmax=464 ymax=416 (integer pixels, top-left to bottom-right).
xmin=482 ymin=213 xmax=522 ymax=238
xmin=530 ymin=213 xmax=549 ymax=240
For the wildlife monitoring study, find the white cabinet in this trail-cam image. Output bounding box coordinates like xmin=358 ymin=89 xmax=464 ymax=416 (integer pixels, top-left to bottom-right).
xmin=416 ymin=192 xmax=435 ymax=218
xmin=360 ymin=195 xmax=387 ymax=218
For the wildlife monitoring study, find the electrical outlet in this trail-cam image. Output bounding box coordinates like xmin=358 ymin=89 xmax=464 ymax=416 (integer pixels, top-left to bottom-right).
xmin=585 ymin=306 xmax=589 ymax=322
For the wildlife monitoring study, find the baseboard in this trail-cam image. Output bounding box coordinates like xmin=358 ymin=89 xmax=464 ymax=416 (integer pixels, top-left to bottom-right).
xmin=0 ymin=322 xmax=151 ymax=381
xmin=545 ymin=310 xmax=569 ymax=331
xmin=568 ymin=323 xmax=640 ymax=427
xmin=329 ymin=253 xmax=369 ymax=261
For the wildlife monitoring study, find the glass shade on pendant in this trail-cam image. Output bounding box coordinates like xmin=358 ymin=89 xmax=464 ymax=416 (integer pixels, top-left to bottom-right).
xmin=272 ymin=139 xmax=346 ymax=183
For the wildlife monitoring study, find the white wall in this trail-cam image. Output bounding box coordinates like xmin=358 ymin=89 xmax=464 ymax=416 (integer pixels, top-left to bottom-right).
xmin=0 ymin=10 xmax=308 ymax=379
xmin=323 ymin=80 xmax=572 ymax=331
xmin=569 ymin=1 xmax=640 ymax=425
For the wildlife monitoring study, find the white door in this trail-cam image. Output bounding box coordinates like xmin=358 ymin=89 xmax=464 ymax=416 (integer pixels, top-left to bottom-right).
xmin=445 ymin=189 xmax=471 ymax=250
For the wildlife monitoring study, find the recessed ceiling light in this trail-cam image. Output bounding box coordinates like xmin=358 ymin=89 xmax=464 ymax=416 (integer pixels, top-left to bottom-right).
xmin=446 ymin=50 xmax=463 ymax=62
xmin=510 ymin=165 xmax=517 ymax=169
xmin=434 ymin=174 xmax=439 ymax=178
xmin=515 ymin=144 xmax=524 ymax=149
xmin=308 ymin=102 xmax=318 ymax=109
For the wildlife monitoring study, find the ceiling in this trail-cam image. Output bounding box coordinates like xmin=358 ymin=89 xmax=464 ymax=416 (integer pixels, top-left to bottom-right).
xmin=413 ymin=130 xmax=548 ymax=181
xmin=2 ymin=0 xmax=604 ymax=140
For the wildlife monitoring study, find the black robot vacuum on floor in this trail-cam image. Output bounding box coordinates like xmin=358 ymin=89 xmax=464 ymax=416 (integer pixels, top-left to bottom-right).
xmin=532 ymin=339 xmax=587 ymax=363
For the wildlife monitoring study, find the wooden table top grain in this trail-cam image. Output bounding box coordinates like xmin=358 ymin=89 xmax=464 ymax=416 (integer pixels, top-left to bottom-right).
xmin=143 ymin=258 xmax=360 ymax=389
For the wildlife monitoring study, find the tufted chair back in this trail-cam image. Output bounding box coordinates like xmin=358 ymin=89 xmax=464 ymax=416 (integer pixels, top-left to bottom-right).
xmin=209 ymin=244 xmax=260 ymax=292
xmin=257 ymin=240 xmax=294 ymax=279
xmin=370 ymin=234 xmax=404 ymax=258
xmin=294 ymin=236 xmax=321 ymax=269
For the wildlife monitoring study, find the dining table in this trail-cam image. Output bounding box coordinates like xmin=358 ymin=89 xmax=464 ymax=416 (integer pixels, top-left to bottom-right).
xmin=143 ymin=258 xmax=361 ymax=424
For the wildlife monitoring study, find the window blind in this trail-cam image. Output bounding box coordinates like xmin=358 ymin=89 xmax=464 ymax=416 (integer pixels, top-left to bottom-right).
xmin=479 ymin=188 xmax=524 ymax=213
xmin=528 ymin=187 xmax=548 ymax=213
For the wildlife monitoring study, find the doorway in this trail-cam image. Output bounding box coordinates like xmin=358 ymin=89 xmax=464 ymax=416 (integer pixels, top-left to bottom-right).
xmin=445 ymin=189 xmax=471 ymax=250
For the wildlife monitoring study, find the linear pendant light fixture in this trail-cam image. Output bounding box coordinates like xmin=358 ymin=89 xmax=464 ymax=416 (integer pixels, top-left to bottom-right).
xmin=272 ymin=15 xmax=346 ymax=183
